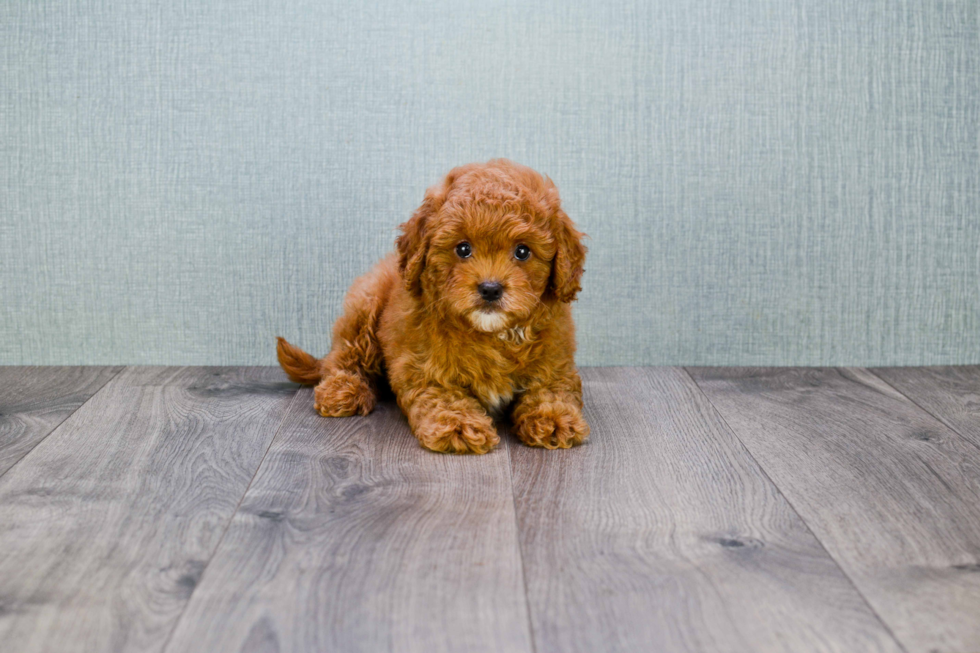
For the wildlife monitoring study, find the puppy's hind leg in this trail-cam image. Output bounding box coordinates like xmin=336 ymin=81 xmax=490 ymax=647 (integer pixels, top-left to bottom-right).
xmin=313 ymin=350 xmax=378 ymax=417
xmin=310 ymin=260 xmax=396 ymax=417
xmin=277 ymin=334 xmax=376 ymax=417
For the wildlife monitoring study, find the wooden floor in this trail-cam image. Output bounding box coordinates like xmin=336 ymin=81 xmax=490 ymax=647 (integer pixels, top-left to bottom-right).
xmin=1 ymin=367 xmax=979 ymax=653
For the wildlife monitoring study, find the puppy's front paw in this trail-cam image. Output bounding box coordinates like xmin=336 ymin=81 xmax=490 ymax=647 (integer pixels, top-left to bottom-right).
xmin=514 ymin=401 xmax=589 ymax=449
xmin=414 ymin=410 xmax=499 ymax=455
xmin=314 ymin=369 xmax=376 ymax=417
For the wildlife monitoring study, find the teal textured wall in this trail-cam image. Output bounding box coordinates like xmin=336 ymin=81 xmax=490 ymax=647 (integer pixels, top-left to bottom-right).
xmin=1 ymin=1 xmax=978 ymax=366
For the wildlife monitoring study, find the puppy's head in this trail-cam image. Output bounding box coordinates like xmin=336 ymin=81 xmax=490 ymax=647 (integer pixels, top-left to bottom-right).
xmin=396 ymin=159 xmax=586 ymax=333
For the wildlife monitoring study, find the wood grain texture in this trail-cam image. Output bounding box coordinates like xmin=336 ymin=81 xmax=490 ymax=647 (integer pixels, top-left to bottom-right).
xmin=165 ymin=388 xmax=533 ymax=653
xmin=689 ymin=367 xmax=980 ymax=653
xmin=0 ymin=366 xmax=297 ymax=653
xmin=871 ymin=366 xmax=980 ymax=451
xmin=510 ymin=367 xmax=902 ymax=653
xmin=0 ymin=366 xmax=122 ymax=477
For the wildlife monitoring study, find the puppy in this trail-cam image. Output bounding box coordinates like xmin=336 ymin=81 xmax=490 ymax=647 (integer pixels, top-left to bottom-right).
xmin=277 ymin=159 xmax=588 ymax=454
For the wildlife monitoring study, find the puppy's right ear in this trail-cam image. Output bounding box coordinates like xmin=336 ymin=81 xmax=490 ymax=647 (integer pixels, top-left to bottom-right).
xmin=396 ymin=183 xmax=445 ymax=297
xmin=397 ymin=166 xmax=473 ymax=297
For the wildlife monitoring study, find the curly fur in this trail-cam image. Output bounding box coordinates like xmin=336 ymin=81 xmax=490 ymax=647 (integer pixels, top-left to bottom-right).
xmin=278 ymin=159 xmax=589 ymax=454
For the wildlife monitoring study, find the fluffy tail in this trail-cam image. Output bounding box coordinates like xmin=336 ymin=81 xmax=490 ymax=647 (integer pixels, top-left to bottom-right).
xmin=276 ymin=337 xmax=322 ymax=385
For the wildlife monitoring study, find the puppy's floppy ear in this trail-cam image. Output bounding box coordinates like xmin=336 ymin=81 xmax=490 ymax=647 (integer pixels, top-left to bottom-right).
xmin=396 ymin=190 xmax=440 ymax=297
xmin=544 ymin=185 xmax=587 ymax=303
xmin=397 ymin=165 xmax=477 ymax=296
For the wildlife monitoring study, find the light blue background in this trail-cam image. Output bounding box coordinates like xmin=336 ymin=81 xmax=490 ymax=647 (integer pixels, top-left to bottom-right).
xmin=2 ymin=1 xmax=977 ymax=366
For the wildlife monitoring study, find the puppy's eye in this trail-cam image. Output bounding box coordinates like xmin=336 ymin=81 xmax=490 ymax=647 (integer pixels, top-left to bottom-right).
xmin=455 ymin=242 xmax=472 ymax=259
xmin=514 ymin=244 xmax=531 ymax=261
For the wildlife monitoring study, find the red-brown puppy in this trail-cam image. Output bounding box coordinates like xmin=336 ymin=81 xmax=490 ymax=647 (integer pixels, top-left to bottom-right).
xmin=277 ymin=159 xmax=588 ymax=454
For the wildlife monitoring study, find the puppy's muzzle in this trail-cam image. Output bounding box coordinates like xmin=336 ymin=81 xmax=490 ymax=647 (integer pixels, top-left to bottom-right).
xmin=477 ymin=281 xmax=504 ymax=302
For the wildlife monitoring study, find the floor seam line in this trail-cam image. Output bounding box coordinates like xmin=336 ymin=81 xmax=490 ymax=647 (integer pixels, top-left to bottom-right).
xmin=505 ymin=435 xmax=539 ymax=653
xmin=0 ymin=365 xmax=126 ymax=483
xmin=864 ymin=367 xmax=980 ymax=456
xmin=681 ymin=366 xmax=912 ymax=653
xmin=158 ymin=384 xmax=304 ymax=653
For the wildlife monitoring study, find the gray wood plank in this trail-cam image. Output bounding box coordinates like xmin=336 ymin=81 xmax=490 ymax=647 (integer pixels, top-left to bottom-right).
xmin=0 ymin=366 xmax=298 ymax=653
xmin=871 ymin=366 xmax=980 ymax=451
xmin=510 ymin=367 xmax=902 ymax=653
xmin=165 ymin=388 xmax=533 ymax=653
xmin=689 ymin=367 xmax=980 ymax=653
xmin=0 ymin=366 xmax=122 ymax=477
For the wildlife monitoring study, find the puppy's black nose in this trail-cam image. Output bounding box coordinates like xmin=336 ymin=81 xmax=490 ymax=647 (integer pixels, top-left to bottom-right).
xmin=478 ymin=281 xmax=504 ymax=302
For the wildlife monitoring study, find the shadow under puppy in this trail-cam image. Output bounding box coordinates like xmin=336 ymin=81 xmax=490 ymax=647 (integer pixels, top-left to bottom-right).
xmin=277 ymin=159 xmax=588 ymax=454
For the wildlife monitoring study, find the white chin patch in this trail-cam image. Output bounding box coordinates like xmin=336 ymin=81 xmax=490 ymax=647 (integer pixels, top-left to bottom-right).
xmin=469 ymin=310 xmax=509 ymax=333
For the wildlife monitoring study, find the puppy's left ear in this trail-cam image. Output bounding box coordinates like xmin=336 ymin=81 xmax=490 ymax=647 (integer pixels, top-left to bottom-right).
xmin=545 ymin=186 xmax=587 ymax=303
